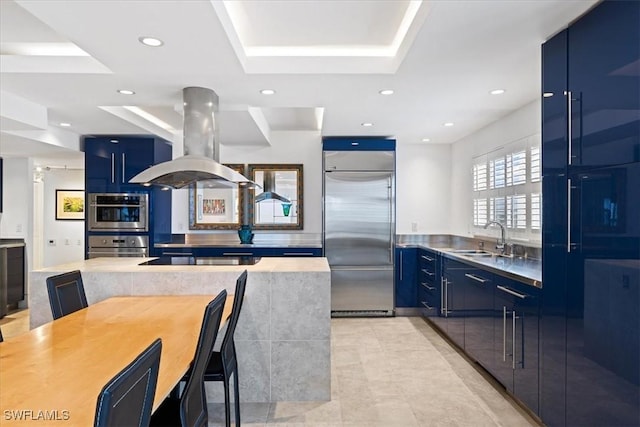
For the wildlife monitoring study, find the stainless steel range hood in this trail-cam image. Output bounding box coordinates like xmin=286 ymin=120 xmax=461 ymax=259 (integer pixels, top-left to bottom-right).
xmin=255 ymin=171 xmax=291 ymax=203
xmin=129 ymin=87 xmax=258 ymax=189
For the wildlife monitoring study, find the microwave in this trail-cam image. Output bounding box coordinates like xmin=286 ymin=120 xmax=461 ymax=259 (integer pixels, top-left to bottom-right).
xmin=87 ymin=193 xmax=148 ymax=232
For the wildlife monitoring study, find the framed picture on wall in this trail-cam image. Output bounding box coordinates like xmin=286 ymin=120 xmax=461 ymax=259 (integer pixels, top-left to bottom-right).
xmin=55 ymin=189 xmax=85 ymax=220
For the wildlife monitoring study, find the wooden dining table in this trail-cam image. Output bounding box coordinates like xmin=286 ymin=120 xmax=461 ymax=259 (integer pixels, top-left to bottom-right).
xmin=0 ymin=294 xmax=233 ymax=425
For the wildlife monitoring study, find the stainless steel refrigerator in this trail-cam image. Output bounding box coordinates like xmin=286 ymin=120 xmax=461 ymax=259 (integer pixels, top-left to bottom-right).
xmin=323 ymin=150 xmax=395 ymax=316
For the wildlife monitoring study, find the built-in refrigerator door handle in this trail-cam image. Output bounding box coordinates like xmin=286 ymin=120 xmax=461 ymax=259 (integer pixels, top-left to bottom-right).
xmin=388 ymin=176 xmax=393 ymax=264
xmin=111 ymin=153 xmax=115 ymax=184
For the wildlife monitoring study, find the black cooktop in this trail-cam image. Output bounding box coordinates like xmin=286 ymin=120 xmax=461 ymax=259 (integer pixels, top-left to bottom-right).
xmin=139 ymin=256 xmax=261 ymax=266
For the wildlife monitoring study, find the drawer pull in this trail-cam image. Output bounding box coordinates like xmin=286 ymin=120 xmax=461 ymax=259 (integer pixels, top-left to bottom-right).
xmin=421 ymin=255 xmax=435 ymax=262
xmin=421 ymin=283 xmax=436 ymax=291
xmin=465 ymin=273 xmax=489 ymax=283
xmin=421 ymin=301 xmax=434 ymax=310
xmin=421 ymin=269 xmax=435 ymax=276
xmin=496 ymin=285 xmax=527 ymax=299
xmin=222 ymin=252 xmax=253 ymax=256
xmin=163 ymin=252 xmax=193 ymax=256
xmin=283 ymin=252 xmax=314 ymax=256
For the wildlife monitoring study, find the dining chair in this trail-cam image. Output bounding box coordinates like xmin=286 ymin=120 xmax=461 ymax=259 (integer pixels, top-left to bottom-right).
xmin=46 ymin=270 xmax=88 ymax=319
xmin=94 ymin=338 xmax=162 ymax=427
xmin=203 ymin=270 xmax=248 ymax=427
xmin=0 ymin=327 xmax=3 ymax=342
xmin=150 ymin=290 xmax=227 ymax=427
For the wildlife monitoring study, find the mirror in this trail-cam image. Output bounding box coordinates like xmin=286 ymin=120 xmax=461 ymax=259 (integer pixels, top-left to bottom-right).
xmin=249 ymin=164 xmax=303 ymax=230
xmin=189 ymin=164 xmax=245 ymax=230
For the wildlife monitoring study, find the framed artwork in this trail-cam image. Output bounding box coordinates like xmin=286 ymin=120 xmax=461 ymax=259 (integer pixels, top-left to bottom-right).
xmin=56 ymin=189 xmax=85 ymax=220
xmin=189 ymin=164 xmax=245 ymax=230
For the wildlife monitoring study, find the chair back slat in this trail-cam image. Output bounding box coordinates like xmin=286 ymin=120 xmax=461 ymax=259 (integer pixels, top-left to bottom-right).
xmin=94 ymin=338 xmax=162 ymax=427
xmin=46 ymin=270 xmax=88 ymax=319
xmin=181 ymin=290 xmax=227 ymax=427
xmin=220 ymin=270 xmax=248 ymax=364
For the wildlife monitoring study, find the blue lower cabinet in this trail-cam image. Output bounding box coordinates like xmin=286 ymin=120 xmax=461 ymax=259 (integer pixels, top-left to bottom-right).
xmin=462 ymin=268 xmax=494 ymax=366
xmin=440 ymin=258 xmax=468 ymax=349
xmin=156 ymin=247 xmax=321 ymax=257
xmin=492 ymin=278 xmax=540 ymax=416
xmin=395 ymin=247 xmax=417 ymax=308
xmin=417 ymin=249 xmax=439 ymax=316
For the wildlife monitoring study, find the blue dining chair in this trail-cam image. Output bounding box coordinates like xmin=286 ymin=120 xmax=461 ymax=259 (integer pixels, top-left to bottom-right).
xmin=94 ymin=338 xmax=162 ymax=427
xmin=201 ymin=270 xmax=248 ymax=427
xmin=150 ymin=290 xmax=228 ymax=427
xmin=46 ymin=270 xmax=88 ymax=319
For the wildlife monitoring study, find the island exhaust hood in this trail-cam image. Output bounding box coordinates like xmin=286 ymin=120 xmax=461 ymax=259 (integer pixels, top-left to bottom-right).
xmin=129 ymin=87 xmax=258 ymax=189
xmin=255 ymin=171 xmax=291 ymax=203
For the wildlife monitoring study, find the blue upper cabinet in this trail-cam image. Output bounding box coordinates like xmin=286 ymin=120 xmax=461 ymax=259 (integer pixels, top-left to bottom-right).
xmin=84 ymin=136 xmax=172 ymax=192
xmin=322 ymin=137 xmax=396 ymax=151
xmin=542 ymin=29 xmax=568 ymax=175
xmin=567 ymin=0 xmax=640 ymax=167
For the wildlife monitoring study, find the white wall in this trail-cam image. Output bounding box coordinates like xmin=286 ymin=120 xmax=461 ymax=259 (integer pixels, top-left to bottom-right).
xmin=171 ymin=131 xmax=324 ymax=234
xmin=0 ymin=158 xmax=34 ymax=301
xmin=40 ymin=168 xmax=85 ymax=267
xmin=396 ymin=143 xmax=452 ymax=235
xmin=449 ymin=99 xmax=541 ymax=240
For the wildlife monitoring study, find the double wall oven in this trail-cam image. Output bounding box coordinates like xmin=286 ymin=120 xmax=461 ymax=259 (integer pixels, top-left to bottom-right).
xmin=87 ymin=193 xmax=150 ymax=258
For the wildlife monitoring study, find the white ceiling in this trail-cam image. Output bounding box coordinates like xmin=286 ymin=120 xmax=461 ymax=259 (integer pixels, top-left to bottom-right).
xmin=0 ymin=0 xmax=599 ymax=168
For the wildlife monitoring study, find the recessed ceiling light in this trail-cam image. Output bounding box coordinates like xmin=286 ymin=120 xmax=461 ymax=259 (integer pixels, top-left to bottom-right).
xmin=422 ymin=138 xmax=431 ymax=142
xmin=361 ymin=122 xmax=374 ymax=127
xmin=543 ymin=92 xmax=554 ymax=98
xmin=444 ymin=122 xmax=454 ymax=127
xmin=59 ymin=122 xmax=71 ymax=127
xmin=490 ymin=89 xmax=505 ymax=95
xmin=138 ymin=36 xmax=164 ymax=47
xmin=118 ymin=89 xmax=135 ymax=95
xmin=379 ymin=89 xmax=394 ymax=95
xmin=260 ymin=89 xmax=275 ymax=95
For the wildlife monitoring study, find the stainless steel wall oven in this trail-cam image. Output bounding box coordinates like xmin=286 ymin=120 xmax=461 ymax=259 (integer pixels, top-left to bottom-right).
xmin=87 ymin=193 xmax=148 ymax=232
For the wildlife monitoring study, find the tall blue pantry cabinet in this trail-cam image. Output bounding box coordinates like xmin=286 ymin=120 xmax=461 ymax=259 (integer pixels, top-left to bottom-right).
xmin=541 ymin=1 xmax=640 ymax=426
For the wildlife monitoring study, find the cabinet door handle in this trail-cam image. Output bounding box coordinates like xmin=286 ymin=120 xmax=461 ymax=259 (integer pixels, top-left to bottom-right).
xmin=421 ymin=269 xmax=434 ymax=276
xmin=497 ymin=285 xmax=527 ymax=299
xmin=503 ymin=306 xmax=507 ymax=362
xmin=163 ymin=252 xmax=193 ymax=256
xmin=222 ymin=252 xmax=253 ymax=256
xmin=512 ymin=310 xmax=517 ymax=370
xmin=464 ymin=273 xmax=488 ymax=283
xmin=421 ymin=282 xmax=435 ymax=291
xmin=111 ymin=153 xmax=115 ymax=183
xmin=567 ymin=178 xmax=572 ymax=253
xmin=121 ymin=153 xmax=126 ymax=183
xmin=283 ymin=252 xmax=314 ymax=256
xmin=421 ymin=255 xmax=434 ymax=262
xmin=567 ymin=90 xmax=573 ymax=166
xmin=420 ymin=301 xmax=434 ymax=310
xmin=444 ymin=278 xmax=448 ymax=318
xmin=399 ymin=251 xmax=403 ymax=280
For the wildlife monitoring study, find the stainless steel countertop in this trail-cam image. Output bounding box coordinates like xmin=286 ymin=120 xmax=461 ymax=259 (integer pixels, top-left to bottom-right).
xmin=398 ymin=237 xmax=541 ymax=288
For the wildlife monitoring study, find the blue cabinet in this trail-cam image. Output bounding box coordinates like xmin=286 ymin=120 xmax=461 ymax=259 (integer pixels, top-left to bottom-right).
xmin=395 ymin=247 xmax=417 ymax=308
xmin=438 ymin=257 xmax=467 ymax=349
xmin=492 ymin=277 xmax=540 ymax=416
xmin=541 ymin=1 xmax=640 ymax=426
xmin=416 ymin=248 xmax=439 ymax=316
xmin=84 ymin=136 xmax=172 ymax=192
xmin=461 ymin=267 xmax=493 ymax=367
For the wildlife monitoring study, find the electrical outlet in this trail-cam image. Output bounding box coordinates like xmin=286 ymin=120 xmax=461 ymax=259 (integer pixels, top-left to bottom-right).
xmin=64 ymin=238 xmax=70 ymax=245
xmin=48 ymin=239 xmax=56 ymax=246
xmin=411 ymin=222 xmax=418 ymax=232
xmin=16 ymin=224 xmax=22 ymax=233
xmin=77 ymin=239 xmax=82 ymax=246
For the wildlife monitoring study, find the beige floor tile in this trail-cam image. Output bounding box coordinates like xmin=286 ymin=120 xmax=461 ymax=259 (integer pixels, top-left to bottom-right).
xmin=267 ymin=401 xmax=342 ymax=424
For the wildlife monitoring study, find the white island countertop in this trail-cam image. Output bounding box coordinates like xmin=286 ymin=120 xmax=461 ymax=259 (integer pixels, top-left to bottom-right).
xmin=29 ymin=256 xmax=331 ymax=403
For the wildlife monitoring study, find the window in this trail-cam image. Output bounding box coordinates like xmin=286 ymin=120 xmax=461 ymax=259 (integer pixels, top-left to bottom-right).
xmin=471 ymin=135 xmax=541 ymax=241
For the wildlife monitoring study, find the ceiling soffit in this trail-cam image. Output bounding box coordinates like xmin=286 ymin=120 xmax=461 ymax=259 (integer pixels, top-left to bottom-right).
xmin=211 ymin=0 xmax=431 ymax=74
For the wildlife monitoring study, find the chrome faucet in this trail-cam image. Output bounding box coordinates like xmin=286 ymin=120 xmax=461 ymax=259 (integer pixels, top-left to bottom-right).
xmin=483 ymin=221 xmax=506 ymax=254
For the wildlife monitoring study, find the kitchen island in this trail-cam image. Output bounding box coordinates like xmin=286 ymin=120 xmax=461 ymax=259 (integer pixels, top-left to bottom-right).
xmin=29 ymin=256 xmax=331 ymax=402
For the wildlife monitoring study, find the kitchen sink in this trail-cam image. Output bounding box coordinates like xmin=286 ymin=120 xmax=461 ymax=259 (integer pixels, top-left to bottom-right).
xmin=449 ymin=249 xmax=493 ymax=255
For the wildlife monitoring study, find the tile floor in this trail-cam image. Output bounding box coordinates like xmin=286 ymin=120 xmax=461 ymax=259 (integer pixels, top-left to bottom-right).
xmin=206 ymin=316 xmax=541 ymax=427
xmin=1 ymin=310 xmax=540 ymax=427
